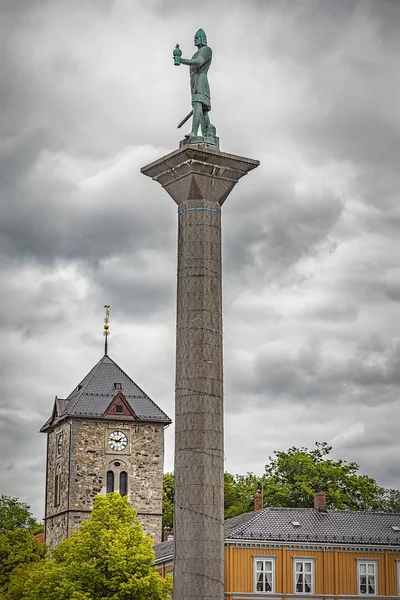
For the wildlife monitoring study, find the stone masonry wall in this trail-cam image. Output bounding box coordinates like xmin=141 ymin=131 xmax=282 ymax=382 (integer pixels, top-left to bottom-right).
xmin=45 ymin=420 xmax=71 ymax=547
xmin=69 ymin=418 xmax=164 ymax=543
xmin=45 ymin=512 xmax=69 ymax=548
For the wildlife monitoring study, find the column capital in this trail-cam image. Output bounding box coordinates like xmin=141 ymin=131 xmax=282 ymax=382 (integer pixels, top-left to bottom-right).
xmin=141 ymin=144 xmax=259 ymax=206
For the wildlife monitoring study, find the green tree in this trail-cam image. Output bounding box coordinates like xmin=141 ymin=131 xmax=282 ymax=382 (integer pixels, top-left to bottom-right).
xmin=10 ymin=493 xmax=172 ymax=600
xmin=0 ymin=496 xmax=42 ymax=534
xmin=0 ymin=528 xmax=46 ymax=594
xmin=262 ymin=442 xmax=384 ymax=510
xmin=224 ymin=472 xmax=261 ymax=519
xmin=162 ymin=473 xmax=174 ymax=530
xmin=163 ymin=443 xmax=398 ymax=526
xmin=380 ymin=488 xmax=400 ymax=513
xmin=163 ymin=471 xmax=261 ymax=524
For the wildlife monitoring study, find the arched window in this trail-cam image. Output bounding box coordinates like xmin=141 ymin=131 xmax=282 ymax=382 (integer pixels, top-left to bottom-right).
xmin=120 ymin=471 xmax=127 ymax=496
xmin=54 ymin=464 xmax=61 ymax=506
xmin=106 ymin=470 xmax=114 ymax=493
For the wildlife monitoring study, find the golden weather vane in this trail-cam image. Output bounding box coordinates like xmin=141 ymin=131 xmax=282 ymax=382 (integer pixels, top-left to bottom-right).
xmin=104 ymin=305 xmax=110 ymax=355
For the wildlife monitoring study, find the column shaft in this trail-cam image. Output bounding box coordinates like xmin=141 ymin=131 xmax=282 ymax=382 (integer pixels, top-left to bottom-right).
xmin=174 ymin=198 xmax=224 ymax=600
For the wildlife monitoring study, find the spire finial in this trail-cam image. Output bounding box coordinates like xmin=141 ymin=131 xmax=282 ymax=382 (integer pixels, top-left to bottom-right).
xmin=104 ymin=305 xmax=110 ymax=355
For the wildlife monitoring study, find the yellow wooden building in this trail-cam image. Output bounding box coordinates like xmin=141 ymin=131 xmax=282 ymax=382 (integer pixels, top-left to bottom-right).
xmin=155 ymin=493 xmax=400 ymax=599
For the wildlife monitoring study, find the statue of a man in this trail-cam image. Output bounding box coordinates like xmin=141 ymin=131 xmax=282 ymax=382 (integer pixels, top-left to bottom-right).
xmin=174 ymin=29 xmax=217 ymax=144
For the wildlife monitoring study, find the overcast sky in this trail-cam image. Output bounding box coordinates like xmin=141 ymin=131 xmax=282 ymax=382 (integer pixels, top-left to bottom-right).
xmin=1 ymin=0 xmax=400 ymax=521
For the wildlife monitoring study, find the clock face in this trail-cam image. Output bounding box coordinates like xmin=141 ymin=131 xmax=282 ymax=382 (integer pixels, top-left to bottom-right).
xmin=108 ymin=431 xmax=128 ymax=452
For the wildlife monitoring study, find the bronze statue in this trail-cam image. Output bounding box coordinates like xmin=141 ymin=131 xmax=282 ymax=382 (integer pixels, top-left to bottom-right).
xmin=174 ymin=29 xmax=218 ymax=146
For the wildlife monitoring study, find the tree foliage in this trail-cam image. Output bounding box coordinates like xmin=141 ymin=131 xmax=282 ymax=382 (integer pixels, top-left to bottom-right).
xmin=162 ymin=472 xmax=174 ymax=530
xmin=0 ymin=528 xmax=46 ymax=593
xmin=0 ymin=496 xmax=42 ymax=534
xmin=163 ymin=472 xmax=260 ymax=525
xmin=164 ymin=442 xmax=395 ymax=525
xmin=7 ymin=494 xmax=172 ymax=600
xmin=262 ymin=442 xmax=384 ymax=510
xmin=380 ymin=488 xmax=400 ymax=513
xmin=0 ymin=496 xmax=46 ymax=596
xmin=224 ymin=472 xmax=261 ymax=519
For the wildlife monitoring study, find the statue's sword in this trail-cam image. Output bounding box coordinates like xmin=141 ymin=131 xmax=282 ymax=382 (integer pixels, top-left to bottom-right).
xmin=177 ymin=110 xmax=193 ymax=129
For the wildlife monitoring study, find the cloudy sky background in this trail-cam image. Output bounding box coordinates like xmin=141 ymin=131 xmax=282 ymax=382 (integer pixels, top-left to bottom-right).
xmin=1 ymin=0 xmax=400 ymax=520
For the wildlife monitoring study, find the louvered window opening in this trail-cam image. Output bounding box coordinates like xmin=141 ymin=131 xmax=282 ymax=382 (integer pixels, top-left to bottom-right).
xmin=120 ymin=471 xmax=128 ymax=496
xmin=106 ymin=470 xmax=114 ymax=493
xmin=54 ymin=464 xmax=61 ymax=506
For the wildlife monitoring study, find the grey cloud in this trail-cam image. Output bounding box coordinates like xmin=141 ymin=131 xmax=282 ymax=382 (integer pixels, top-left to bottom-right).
xmin=224 ymin=173 xmax=343 ymax=287
xmin=1 ymin=0 xmax=400 ymax=519
xmin=225 ymin=337 xmax=400 ymax=410
xmin=0 ymin=152 xmax=175 ymax=264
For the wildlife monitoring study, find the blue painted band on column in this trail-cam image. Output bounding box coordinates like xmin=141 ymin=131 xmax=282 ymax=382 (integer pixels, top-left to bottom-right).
xmin=178 ymin=207 xmax=221 ymax=215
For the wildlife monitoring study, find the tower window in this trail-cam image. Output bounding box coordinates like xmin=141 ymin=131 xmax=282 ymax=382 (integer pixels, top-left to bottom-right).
xmin=54 ymin=464 xmax=61 ymax=506
xmin=106 ymin=470 xmax=114 ymax=493
xmin=115 ymin=405 xmax=123 ymax=413
xmin=120 ymin=471 xmax=128 ymax=496
xmin=114 ymin=383 xmax=122 ymax=390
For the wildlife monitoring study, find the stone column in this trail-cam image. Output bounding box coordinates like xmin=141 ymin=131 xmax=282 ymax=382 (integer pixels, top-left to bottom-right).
xmin=142 ymin=144 xmax=259 ymax=600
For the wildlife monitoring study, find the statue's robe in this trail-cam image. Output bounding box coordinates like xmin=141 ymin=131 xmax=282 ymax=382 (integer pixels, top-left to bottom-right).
xmin=190 ymin=45 xmax=212 ymax=111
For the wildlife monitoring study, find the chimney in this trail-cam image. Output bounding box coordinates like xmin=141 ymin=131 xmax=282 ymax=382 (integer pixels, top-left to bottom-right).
xmin=254 ymin=489 xmax=263 ymax=511
xmin=163 ymin=528 xmax=173 ymax=541
xmin=314 ymin=491 xmax=327 ymax=512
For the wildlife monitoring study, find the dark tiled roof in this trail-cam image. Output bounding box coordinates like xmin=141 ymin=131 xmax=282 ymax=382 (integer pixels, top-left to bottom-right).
xmin=224 ymin=511 xmax=256 ymax=537
xmin=226 ymin=507 xmax=400 ymax=546
xmin=153 ymin=508 xmax=400 ymax=561
xmin=154 ymin=539 xmax=174 ymax=562
xmin=40 ymin=355 xmax=171 ymax=431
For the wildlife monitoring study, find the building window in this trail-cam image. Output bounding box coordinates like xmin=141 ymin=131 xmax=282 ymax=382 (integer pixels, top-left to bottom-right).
xmin=116 ymin=404 xmax=123 ymax=413
xmin=120 ymin=471 xmax=127 ymax=496
xmin=54 ymin=463 xmax=61 ymax=506
xmin=114 ymin=383 xmax=122 ymax=390
xmin=254 ymin=557 xmax=275 ymax=593
xmin=294 ymin=559 xmax=314 ymax=594
xmin=358 ymin=560 xmax=378 ymax=595
xmin=106 ymin=470 xmax=114 ymax=493
xmin=56 ymin=433 xmax=63 ymax=457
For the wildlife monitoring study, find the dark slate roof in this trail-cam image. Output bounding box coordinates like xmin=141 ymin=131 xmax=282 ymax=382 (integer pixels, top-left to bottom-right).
xmin=40 ymin=354 xmax=171 ymax=431
xmin=153 ymin=539 xmax=174 ymax=562
xmin=226 ymin=507 xmax=400 ymax=546
xmin=153 ymin=508 xmax=400 ymax=561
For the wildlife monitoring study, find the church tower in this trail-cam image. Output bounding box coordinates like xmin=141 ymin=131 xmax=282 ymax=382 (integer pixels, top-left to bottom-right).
xmin=40 ymin=348 xmax=171 ymax=548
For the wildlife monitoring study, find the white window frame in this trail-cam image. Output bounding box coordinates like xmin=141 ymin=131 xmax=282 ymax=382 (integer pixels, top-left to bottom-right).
xmin=293 ymin=557 xmax=315 ymax=595
xmin=357 ymin=559 xmax=378 ymax=596
xmin=253 ymin=556 xmax=276 ymax=594
xmin=396 ymin=560 xmax=400 ymax=596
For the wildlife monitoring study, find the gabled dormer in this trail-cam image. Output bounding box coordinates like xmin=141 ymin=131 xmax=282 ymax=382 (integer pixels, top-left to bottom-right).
xmin=103 ymin=391 xmax=138 ymax=420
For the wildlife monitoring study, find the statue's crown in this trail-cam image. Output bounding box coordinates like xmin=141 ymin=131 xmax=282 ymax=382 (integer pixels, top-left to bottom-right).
xmin=195 ymin=28 xmax=207 ymax=44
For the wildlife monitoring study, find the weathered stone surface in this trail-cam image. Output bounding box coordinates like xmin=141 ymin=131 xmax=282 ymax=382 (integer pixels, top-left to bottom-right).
xmin=141 ymin=145 xmax=259 ymax=206
xmin=142 ymin=145 xmax=259 ymax=600
xmin=45 ymin=418 xmax=165 ymax=548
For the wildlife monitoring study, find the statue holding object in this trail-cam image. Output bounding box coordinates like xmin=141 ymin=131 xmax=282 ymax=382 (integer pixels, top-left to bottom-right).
xmin=173 ymin=29 xmax=219 ymax=146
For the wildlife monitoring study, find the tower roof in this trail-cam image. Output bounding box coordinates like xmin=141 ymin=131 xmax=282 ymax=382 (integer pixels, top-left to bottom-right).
xmin=40 ymin=354 xmax=172 ymax=432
